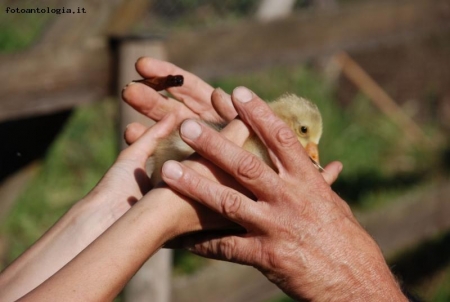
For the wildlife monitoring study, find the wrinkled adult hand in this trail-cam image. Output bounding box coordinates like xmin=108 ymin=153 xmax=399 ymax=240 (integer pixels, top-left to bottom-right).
xmin=161 ymin=87 xmax=406 ymax=301
xmin=122 ymin=57 xmax=237 ymax=144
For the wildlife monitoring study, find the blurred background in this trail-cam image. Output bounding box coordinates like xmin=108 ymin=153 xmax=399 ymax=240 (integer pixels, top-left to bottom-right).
xmin=1 ymin=0 xmax=450 ymax=301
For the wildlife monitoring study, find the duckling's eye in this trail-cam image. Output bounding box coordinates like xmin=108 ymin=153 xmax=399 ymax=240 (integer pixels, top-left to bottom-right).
xmin=300 ymin=126 xmax=308 ymax=134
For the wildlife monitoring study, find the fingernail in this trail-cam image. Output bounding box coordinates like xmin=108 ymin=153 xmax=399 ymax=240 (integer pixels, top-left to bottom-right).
xmin=233 ymin=86 xmax=253 ymax=103
xmin=162 ymin=161 xmax=183 ymax=180
xmin=180 ymin=120 xmax=202 ymax=140
xmin=122 ymin=81 xmax=136 ymax=91
xmin=136 ymin=56 xmax=144 ymax=64
xmin=337 ymin=162 xmax=343 ymax=173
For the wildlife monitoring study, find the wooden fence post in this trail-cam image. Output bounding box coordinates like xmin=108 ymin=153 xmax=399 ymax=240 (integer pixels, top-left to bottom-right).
xmin=334 ymin=51 xmax=431 ymax=147
xmin=115 ymin=35 xmax=172 ymax=302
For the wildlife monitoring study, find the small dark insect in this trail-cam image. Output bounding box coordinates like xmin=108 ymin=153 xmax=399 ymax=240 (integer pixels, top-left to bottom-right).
xmin=133 ymin=75 xmax=184 ymax=91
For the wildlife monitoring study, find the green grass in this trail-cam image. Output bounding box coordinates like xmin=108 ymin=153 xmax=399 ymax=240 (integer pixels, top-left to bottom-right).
xmin=431 ymin=267 xmax=450 ymax=302
xmin=0 ymin=4 xmax=54 ymax=53
xmin=267 ymin=294 xmax=295 ymax=302
xmin=173 ymin=250 xmax=209 ymax=275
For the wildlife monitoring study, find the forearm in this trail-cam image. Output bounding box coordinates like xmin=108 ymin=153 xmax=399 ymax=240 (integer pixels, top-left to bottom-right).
xmin=0 ymin=192 xmax=128 ymax=302
xmin=17 ymin=187 xmax=219 ymax=301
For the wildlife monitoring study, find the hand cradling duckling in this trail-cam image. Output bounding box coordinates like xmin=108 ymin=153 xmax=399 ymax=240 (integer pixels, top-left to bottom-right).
xmin=134 ymin=75 xmax=324 ymax=185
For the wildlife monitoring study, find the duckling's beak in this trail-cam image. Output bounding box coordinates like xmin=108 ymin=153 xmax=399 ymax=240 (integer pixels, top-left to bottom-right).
xmin=305 ymin=142 xmax=319 ymax=164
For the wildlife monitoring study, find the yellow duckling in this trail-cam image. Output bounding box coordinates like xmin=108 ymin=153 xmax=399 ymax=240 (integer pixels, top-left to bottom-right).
xmin=149 ymin=93 xmax=323 ymax=185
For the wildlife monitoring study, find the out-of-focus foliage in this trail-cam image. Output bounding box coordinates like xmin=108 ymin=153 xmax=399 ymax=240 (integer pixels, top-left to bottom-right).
xmin=0 ymin=0 xmax=57 ymax=53
xmin=152 ymin=0 xmax=258 ymax=18
xmin=141 ymin=0 xmax=259 ymax=31
xmin=140 ymin=0 xmax=365 ymax=32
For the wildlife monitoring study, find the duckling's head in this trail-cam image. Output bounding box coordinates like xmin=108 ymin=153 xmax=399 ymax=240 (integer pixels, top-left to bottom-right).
xmin=268 ymin=94 xmax=323 ymax=163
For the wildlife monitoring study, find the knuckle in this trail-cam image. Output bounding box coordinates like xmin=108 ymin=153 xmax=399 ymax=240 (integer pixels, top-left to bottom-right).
xmin=199 ymin=240 xmax=213 ymax=256
xmin=236 ymin=153 xmax=264 ymax=181
xmin=218 ymin=237 xmax=237 ymax=261
xmin=198 ymin=126 xmax=225 ymax=156
xmin=219 ymin=190 xmax=242 ymax=217
xmin=273 ymin=124 xmax=297 ymax=148
xmin=273 ymin=186 xmax=309 ymax=218
xmin=183 ymin=170 xmax=204 ymax=192
xmin=261 ymin=248 xmax=280 ymax=272
xmin=251 ymin=104 xmax=273 ymax=122
xmin=199 ymin=129 xmax=218 ymax=151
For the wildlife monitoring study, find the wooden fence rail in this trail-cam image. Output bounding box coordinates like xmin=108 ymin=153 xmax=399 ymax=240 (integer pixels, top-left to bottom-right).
xmin=1 ymin=0 xmax=449 ymax=122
